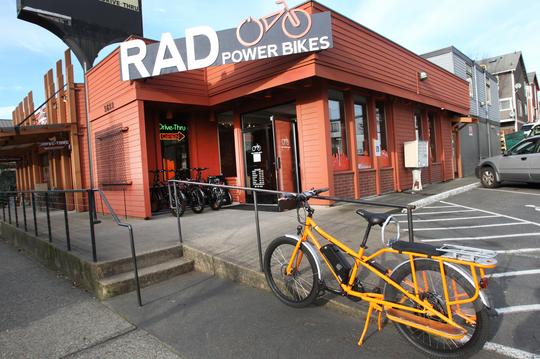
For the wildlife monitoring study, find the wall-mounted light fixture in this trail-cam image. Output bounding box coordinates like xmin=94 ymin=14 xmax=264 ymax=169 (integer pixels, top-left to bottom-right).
xmin=418 ymin=71 xmax=428 ymax=81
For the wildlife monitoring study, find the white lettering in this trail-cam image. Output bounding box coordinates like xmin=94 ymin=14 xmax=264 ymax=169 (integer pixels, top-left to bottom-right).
xmin=152 ymin=32 xmax=186 ymax=77
xmin=319 ymin=36 xmax=330 ymax=50
xmin=309 ymin=37 xmax=319 ymax=51
xmin=267 ymin=44 xmax=278 ymax=57
xmin=241 ymin=47 xmax=257 ymax=61
xmin=297 ymin=39 xmax=308 ymax=52
xmin=257 ymin=46 xmax=267 ymax=59
xmin=222 ymin=52 xmax=232 ymax=63
xmin=120 ymin=39 xmax=150 ymax=81
xmin=186 ymin=26 xmax=219 ymax=70
xmin=282 ymin=42 xmax=293 ymax=55
xmin=231 ymin=50 xmax=243 ymax=63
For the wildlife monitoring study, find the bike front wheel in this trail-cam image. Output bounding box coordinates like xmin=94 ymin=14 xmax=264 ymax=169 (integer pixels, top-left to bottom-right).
xmin=264 ymin=236 xmax=320 ymax=308
xmin=384 ymin=259 xmax=490 ymax=358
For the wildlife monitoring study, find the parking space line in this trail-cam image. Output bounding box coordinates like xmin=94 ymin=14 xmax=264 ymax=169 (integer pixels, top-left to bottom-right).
xmin=395 ymin=209 xmax=477 ymax=216
xmin=441 ymin=201 xmax=540 ymax=227
xmin=405 ymin=222 xmax=521 ymax=232
xmin=421 ymin=232 xmax=540 ymax=242
xmin=484 ymin=341 xmax=540 ymax=359
xmin=496 ymin=248 xmax=540 ymax=254
xmin=477 ymin=188 xmax=540 ymax=197
xmin=398 ymin=215 xmax=499 ymax=223
xmin=496 ymin=305 xmax=540 ymax=315
xmin=423 ymin=205 xmax=460 ymax=209
xmin=490 ymin=269 xmax=540 ymax=278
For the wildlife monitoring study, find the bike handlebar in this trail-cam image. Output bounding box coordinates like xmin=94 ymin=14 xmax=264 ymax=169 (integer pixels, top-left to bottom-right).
xmin=284 ymin=187 xmax=329 ymax=201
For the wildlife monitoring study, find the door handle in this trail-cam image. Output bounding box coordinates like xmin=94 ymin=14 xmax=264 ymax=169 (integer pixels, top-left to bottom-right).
xmin=521 ymin=157 xmax=528 ymax=161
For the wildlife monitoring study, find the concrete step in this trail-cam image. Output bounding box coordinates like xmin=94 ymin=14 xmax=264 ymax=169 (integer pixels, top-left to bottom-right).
xmin=96 ymin=246 xmax=183 ymax=279
xmin=96 ymin=257 xmax=194 ymax=299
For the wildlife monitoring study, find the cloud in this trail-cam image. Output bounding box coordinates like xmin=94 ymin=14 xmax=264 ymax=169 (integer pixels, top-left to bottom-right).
xmin=0 ymin=106 xmax=15 ymax=119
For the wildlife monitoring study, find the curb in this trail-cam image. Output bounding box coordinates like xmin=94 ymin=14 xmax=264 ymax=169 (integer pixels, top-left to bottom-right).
xmin=182 ymin=245 xmax=366 ymax=317
xmin=408 ymin=182 xmax=480 ymax=209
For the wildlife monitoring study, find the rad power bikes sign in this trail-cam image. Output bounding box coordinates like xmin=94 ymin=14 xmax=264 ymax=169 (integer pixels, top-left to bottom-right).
xmin=120 ymin=1 xmax=333 ymax=81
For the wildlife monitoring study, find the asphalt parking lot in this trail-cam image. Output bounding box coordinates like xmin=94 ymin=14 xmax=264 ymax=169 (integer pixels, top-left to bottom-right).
xmin=397 ymin=184 xmax=540 ymax=357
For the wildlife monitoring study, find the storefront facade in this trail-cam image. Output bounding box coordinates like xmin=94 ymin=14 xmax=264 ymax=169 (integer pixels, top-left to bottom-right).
xmin=11 ymin=1 xmax=470 ymax=219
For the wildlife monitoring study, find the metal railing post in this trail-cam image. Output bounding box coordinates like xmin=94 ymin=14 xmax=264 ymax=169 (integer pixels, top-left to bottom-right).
xmin=32 ymin=192 xmax=38 ymax=236
xmin=45 ymin=192 xmax=52 ymax=243
xmin=88 ymin=189 xmax=98 ymax=262
xmin=22 ymin=193 xmax=27 ymax=232
xmin=127 ymin=225 xmax=142 ymax=306
xmin=64 ymin=196 xmax=71 ymax=251
xmin=2 ymin=200 xmax=5 ymax=222
xmin=14 ymin=194 xmax=19 ymax=228
xmin=8 ymin=195 xmax=12 ymax=224
xmin=253 ymin=191 xmax=264 ymax=272
xmin=407 ymin=207 xmax=414 ymax=243
xmin=173 ymin=184 xmax=183 ymax=244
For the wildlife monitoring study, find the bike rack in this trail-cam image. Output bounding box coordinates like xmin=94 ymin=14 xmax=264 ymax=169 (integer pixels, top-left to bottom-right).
xmin=167 ymin=180 xmax=416 ymax=272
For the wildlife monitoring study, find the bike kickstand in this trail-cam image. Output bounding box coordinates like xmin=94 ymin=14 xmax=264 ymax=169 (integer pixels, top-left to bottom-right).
xmin=358 ymin=302 xmax=383 ymax=347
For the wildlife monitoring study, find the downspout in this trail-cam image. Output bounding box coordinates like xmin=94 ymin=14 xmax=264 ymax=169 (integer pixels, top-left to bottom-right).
xmin=473 ymin=62 xmax=481 ymax=163
xmin=485 ymin=71 xmax=492 ymax=157
xmin=511 ymin=70 xmax=517 ymax=131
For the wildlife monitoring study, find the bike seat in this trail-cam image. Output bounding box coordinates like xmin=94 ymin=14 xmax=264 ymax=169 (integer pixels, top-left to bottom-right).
xmin=355 ymin=209 xmax=391 ymax=226
xmin=391 ymin=241 xmax=443 ymax=257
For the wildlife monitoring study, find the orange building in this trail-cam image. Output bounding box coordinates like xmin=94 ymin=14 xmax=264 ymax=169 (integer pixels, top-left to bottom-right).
xmin=8 ymin=1 xmax=470 ymax=219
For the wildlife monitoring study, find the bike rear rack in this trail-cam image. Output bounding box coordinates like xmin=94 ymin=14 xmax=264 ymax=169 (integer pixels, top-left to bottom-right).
xmin=436 ymin=244 xmax=497 ymax=266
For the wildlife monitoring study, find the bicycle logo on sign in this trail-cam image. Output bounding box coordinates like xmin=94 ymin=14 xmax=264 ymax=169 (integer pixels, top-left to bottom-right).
xmin=251 ymin=144 xmax=262 ymax=152
xmin=236 ymin=0 xmax=312 ymax=47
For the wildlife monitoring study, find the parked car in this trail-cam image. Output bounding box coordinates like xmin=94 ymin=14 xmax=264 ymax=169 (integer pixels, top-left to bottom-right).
xmin=521 ymin=122 xmax=540 ymax=137
xmin=476 ymin=135 xmax=540 ymax=188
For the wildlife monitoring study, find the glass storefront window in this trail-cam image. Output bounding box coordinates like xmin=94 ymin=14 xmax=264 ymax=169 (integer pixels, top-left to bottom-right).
xmin=375 ymin=102 xmax=390 ymax=168
xmin=160 ymin=117 xmax=189 ymax=179
xmin=414 ymin=111 xmax=423 ymax=140
xmin=354 ymin=96 xmax=371 ymax=169
xmin=217 ymin=112 xmax=237 ymax=177
xmin=428 ymin=113 xmax=438 ymax=162
xmin=329 ymin=90 xmax=350 ymax=171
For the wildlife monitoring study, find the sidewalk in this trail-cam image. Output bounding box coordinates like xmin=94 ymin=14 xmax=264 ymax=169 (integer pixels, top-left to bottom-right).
xmin=0 ymin=177 xmax=480 ymax=307
xmin=0 ymin=241 xmax=180 ymax=359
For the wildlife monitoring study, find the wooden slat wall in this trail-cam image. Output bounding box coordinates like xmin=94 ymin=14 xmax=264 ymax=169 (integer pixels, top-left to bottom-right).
xmin=309 ymin=2 xmax=470 ymax=115
xmin=295 ymin=82 xmax=333 ymax=196
xmin=91 ymin=100 xmax=147 ymax=218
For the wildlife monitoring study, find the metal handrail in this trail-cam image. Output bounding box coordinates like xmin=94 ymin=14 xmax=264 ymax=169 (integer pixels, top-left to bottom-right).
xmin=0 ymin=189 xmax=143 ymax=307
xmin=168 ymin=180 xmax=417 ymax=272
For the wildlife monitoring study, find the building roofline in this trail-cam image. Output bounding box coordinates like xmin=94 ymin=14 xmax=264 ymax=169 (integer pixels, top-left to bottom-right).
xmin=421 ymin=46 xmax=498 ymax=81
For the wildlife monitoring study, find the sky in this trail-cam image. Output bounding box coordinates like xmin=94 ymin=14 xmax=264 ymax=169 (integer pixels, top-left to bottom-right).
xmin=1 ymin=0 xmax=539 ymax=119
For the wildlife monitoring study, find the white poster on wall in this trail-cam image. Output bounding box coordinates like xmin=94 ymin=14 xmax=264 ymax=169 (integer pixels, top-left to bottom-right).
xmin=375 ymin=140 xmax=382 ymax=157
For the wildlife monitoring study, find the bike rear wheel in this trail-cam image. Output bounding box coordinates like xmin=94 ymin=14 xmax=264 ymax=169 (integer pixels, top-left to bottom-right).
xmin=190 ymin=187 xmax=205 ymax=213
xmin=209 ymin=187 xmax=222 ymax=210
xmin=170 ymin=190 xmax=187 ymax=217
xmin=264 ymin=236 xmax=319 ymax=308
xmin=384 ymin=259 xmax=490 ymax=358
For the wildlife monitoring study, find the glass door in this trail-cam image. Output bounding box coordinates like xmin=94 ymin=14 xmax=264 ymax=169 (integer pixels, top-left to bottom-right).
xmin=272 ymin=116 xmax=300 ymax=195
xmin=242 ymin=103 xmax=300 ymax=205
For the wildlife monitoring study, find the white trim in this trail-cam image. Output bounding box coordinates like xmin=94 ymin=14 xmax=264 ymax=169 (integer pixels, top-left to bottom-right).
xmin=22 ymin=6 xmax=72 ymax=21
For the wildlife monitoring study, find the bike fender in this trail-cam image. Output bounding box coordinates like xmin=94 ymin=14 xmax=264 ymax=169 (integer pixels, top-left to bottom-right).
xmin=284 ymin=234 xmax=322 ymax=281
xmin=390 ymin=259 xmax=491 ymax=309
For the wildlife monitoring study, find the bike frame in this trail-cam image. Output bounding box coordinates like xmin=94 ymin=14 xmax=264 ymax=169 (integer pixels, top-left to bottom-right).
xmin=260 ymin=1 xmax=300 ymax=32
xmin=285 ymin=215 xmax=496 ymax=340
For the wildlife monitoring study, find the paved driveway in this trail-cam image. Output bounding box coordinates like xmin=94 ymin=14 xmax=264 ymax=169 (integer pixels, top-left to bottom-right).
xmin=399 ymin=185 xmax=540 ymax=357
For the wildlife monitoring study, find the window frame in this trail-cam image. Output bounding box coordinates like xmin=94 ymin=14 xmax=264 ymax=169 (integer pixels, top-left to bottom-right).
xmin=353 ymin=96 xmax=371 ymax=169
xmin=328 ymin=90 xmax=350 ymax=171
